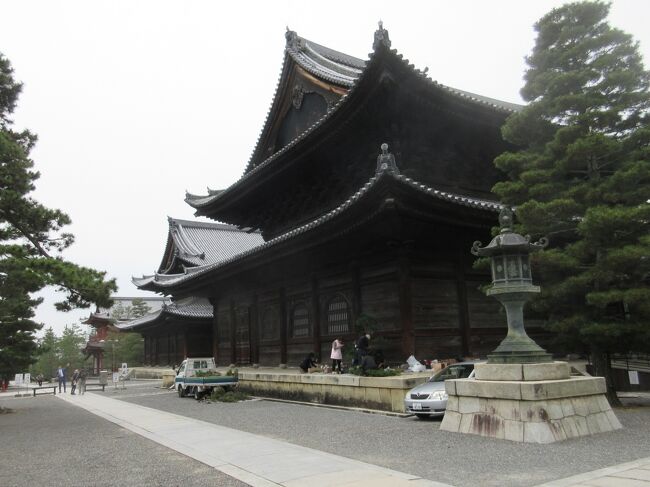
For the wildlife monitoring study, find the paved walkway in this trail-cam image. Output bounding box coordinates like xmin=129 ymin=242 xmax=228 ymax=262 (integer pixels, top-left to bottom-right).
xmin=56 ymin=391 xmax=650 ymax=487
xmin=535 ymin=458 xmax=650 ymax=486
xmin=57 ymin=392 xmax=451 ymax=487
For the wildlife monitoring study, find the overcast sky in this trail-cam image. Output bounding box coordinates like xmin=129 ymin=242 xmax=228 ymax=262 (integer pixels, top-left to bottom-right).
xmin=2 ymin=0 xmax=649 ymax=336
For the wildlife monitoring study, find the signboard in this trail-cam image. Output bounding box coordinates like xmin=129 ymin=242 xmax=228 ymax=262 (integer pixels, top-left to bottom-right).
xmin=23 ymin=373 xmax=31 ymax=385
xmin=14 ymin=374 xmax=22 ymax=386
xmin=121 ymin=363 xmax=128 ymax=372
xmin=112 ymin=372 xmax=119 ymax=383
xmin=629 ymin=370 xmax=640 ymax=385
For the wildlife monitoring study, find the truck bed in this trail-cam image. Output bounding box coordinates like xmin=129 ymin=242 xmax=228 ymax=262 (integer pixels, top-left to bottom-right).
xmin=177 ymin=376 xmax=238 ymax=386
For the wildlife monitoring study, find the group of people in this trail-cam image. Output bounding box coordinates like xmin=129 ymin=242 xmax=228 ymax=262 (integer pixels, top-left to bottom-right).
xmin=56 ymin=365 xmax=87 ymax=395
xmin=299 ymin=332 xmax=383 ymax=374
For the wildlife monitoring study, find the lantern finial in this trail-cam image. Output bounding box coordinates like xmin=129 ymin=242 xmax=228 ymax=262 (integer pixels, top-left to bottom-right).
xmin=498 ymin=207 xmax=514 ymax=233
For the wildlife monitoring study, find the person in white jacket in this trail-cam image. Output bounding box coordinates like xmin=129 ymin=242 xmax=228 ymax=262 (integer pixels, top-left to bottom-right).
xmin=330 ymin=338 xmax=344 ymax=373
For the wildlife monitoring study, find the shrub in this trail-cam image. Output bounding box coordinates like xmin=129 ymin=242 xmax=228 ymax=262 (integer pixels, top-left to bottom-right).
xmin=209 ymin=387 xmax=248 ymax=402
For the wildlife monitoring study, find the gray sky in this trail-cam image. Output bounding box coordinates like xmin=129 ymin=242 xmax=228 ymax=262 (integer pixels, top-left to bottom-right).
xmin=2 ymin=0 xmax=649 ymax=336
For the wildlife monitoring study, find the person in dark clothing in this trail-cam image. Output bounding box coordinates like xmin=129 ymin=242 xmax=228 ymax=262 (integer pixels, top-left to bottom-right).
xmin=70 ymin=369 xmax=80 ymax=395
xmin=299 ymin=353 xmax=318 ymax=373
xmin=353 ymin=333 xmax=371 ymax=366
xmin=56 ymin=365 xmax=66 ymax=393
xmin=78 ymin=369 xmax=87 ymax=395
xmin=361 ymin=354 xmax=377 ymax=374
xmin=373 ymin=349 xmax=385 ymax=369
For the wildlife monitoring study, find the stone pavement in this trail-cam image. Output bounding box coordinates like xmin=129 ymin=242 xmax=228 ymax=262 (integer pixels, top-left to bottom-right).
xmin=57 ymin=392 xmax=452 ymax=487
xmin=56 ymin=390 xmax=650 ymax=487
xmin=535 ymin=457 xmax=650 ymax=486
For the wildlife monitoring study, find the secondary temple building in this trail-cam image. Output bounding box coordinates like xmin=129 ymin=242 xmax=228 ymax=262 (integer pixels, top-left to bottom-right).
xmin=128 ymin=25 xmax=547 ymax=367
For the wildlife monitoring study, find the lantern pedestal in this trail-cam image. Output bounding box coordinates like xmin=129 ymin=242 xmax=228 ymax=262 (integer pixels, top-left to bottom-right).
xmin=486 ymin=288 xmax=552 ymax=364
xmin=439 ymin=362 xmax=622 ymax=443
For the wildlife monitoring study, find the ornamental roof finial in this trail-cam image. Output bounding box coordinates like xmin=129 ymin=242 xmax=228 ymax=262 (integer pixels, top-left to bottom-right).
xmin=373 ymin=20 xmax=391 ymax=51
xmin=376 ymin=143 xmax=400 ymax=175
xmin=285 ymin=28 xmax=302 ymax=50
xmin=498 ymin=206 xmax=514 ymax=233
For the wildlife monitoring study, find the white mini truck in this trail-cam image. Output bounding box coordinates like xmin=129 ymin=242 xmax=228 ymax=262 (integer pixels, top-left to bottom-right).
xmin=175 ymin=357 xmax=238 ymax=400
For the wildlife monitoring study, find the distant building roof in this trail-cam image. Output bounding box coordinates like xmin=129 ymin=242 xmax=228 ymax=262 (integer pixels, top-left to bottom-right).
xmin=159 ymin=218 xmax=264 ymax=273
xmin=115 ymin=296 xmax=213 ymax=331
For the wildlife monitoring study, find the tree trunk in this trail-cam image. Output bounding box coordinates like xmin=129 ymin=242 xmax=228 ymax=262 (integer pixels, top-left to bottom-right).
xmin=591 ymin=346 xmax=621 ymax=407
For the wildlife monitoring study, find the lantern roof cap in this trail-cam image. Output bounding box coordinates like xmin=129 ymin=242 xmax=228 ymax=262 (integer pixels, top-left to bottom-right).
xmin=471 ymin=207 xmax=548 ymax=256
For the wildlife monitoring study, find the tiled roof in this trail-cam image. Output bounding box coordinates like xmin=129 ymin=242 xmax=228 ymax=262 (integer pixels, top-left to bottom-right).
xmin=286 ymin=34 xmax=364 ymax=87
xmin=160 ymin=218 xmax=264 ymax=272
xmin=115 ymin=296 xmax=213 ymax=331
xmin=145 ymin=170 xmax=502 ymax=292
xmin=185 ymin=29 xmax=521 ymax=213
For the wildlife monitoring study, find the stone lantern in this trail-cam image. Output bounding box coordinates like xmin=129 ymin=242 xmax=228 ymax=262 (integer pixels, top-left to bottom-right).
xmin=471 ymin=207 xmax=552 ymax=364
xmin=440 ymin=206 xmax=622 ymax=443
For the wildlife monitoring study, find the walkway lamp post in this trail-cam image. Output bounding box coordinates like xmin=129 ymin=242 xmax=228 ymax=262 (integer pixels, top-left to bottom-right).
xmin=471 ymin=207 xmax=552 ymax=364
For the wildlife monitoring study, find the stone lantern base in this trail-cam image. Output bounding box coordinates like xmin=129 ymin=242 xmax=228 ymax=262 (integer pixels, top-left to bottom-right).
xmin=439 ymin=362 xmax=622 ymax=443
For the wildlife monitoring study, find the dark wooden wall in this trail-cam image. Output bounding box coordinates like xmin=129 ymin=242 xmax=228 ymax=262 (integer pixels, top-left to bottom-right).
xmin=210 ymin=243 xmax=511 ymax=367
xmin=143 ymin=322 xmax=212 ymax=367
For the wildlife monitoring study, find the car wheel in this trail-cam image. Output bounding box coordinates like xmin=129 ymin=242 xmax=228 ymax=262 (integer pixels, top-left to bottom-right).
xmin=178 ymin=385 xmax=185 ymax=398
xmin=415 ymin=414 xmax=430 ymax=420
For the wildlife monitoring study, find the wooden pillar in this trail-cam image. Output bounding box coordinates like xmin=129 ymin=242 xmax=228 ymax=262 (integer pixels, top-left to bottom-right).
xmin=210 ymin=300 xmax=218 ymax=362
xmin=279 ymin=288 xmax=287 ymax=365
xmin=251 ymin=294 xmax=259 ymax=364
xmin=398 ymin=247 xmax=414 ymax=357
xmin=311 ymin=275 xmax=321 ymax=357
xmin=456 ymin=250 xmax=471 ymax=357
xmin=229 ymin=300 xmax=237 ymax=365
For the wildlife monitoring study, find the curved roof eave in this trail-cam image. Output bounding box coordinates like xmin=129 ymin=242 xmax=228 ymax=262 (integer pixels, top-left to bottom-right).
xmin=155 ymin=169 xmax=502 ymax=293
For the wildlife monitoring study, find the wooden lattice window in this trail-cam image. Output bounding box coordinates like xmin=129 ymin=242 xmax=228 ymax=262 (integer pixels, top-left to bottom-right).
xmin=291 ymin=303 xmax=311 ymax=338
xmin=327 ymin=294 xmax=350 ymax=335
xmin=261 ymin=307 xmax=279 ymax=341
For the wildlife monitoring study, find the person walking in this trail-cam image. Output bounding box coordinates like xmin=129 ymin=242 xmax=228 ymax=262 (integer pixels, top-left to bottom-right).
xmin=56 ymin=365 xmax=66 ymax=393
xmin=70 ymin=369 xmax=80 ymax=395
xmin=330 ymin=338 xmax=344 ymax=373
xmin=78 ymin=369 xmax=87 ymax=395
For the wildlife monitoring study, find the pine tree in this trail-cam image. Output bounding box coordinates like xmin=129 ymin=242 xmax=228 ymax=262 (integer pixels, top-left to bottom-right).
xmin=493 ymin=1 xmax=650 ymax=404
xmin=31 ymin=327 xmax=59 ymax=378
xmin=57 ymin=324 xmax=88 ymax=370
xmin=0 ymin=52 xmax=117 ymax=383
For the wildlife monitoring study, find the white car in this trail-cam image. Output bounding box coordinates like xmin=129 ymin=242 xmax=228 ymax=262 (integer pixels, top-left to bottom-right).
xmin=404 ymin=362 xmax=480 ymax=418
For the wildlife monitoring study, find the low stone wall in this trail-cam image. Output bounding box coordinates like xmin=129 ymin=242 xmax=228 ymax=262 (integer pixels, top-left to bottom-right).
xmin=130 ymin=367 xmax=175 ymax=380
xmin=238 ymin=371 xmax=429 ymax=412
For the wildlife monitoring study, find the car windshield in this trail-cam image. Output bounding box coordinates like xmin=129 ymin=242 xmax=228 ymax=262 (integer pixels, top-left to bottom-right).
xmin=429 ymin=364 xmax=474 ymax=382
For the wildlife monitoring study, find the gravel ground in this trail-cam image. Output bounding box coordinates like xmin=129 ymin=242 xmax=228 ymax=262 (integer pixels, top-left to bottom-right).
xmin=114 ymin=383 xmax=650 ymax=487
xmin=0 ymin=394 xmax=248 ymax=487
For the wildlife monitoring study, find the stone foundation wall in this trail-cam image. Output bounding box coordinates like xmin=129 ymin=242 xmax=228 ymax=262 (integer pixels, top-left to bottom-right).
xmin=238 ymin=372 xmax=429 ymax=412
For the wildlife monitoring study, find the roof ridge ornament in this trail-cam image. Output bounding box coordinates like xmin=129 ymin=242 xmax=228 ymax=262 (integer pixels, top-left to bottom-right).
xmin=373 ymin=20 xmax=391 ymax=51
xmin=376 ymin=143 xmax=400 ymax=175
xmin=285 ymin=27 xmax=304 ymax=51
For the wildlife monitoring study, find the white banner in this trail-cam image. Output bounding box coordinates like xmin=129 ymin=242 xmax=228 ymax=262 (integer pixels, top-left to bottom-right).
xmin=23 ymin=373 xmax=31 ymax=385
